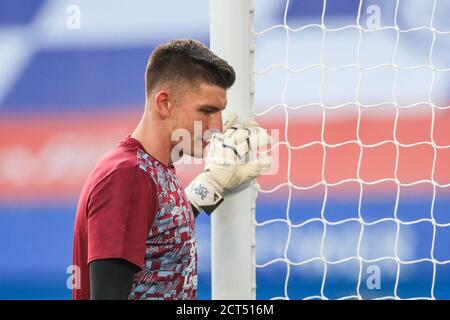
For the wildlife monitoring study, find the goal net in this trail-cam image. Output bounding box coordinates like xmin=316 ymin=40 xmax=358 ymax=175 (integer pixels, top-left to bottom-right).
xmin=210 ymin=0 xmax=450 ymax=300
xmin=253 ymin=0 xmax=450 ymax=300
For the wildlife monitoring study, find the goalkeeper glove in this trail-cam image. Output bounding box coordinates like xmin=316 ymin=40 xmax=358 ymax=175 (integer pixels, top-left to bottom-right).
xmin=185 ymin=113 xmax=272 ymax=215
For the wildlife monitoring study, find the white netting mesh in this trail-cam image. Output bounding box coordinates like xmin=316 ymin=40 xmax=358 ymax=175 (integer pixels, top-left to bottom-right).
xmin=252 ymin=0 xmax=450 ymax=300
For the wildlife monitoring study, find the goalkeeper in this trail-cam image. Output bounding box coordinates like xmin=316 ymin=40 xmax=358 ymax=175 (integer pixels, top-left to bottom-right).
xmin=72 ymin=39 xmax=271 ymax=300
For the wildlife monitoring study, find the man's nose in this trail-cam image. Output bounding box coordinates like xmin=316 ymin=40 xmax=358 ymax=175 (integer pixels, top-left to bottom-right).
xmin=209 ymin=112 xmax=223 ymax=133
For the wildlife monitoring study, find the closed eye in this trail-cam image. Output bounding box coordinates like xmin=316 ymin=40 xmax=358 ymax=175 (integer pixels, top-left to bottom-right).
xmin=200 ymin=106 xmax=221 ymax=115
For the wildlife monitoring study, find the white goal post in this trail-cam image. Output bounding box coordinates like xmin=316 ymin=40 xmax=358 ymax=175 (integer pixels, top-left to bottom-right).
xmin=210 ymin=0 xmax=256 ymax=300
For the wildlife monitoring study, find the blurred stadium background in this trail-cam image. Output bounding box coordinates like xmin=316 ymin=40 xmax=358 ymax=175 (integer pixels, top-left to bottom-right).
xmin=0 ymin=0 xmax=449 ymax=299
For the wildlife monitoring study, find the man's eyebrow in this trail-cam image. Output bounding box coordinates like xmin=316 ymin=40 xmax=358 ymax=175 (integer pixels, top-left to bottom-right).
xmin=199 ymin=105 xmax=224 ymax=111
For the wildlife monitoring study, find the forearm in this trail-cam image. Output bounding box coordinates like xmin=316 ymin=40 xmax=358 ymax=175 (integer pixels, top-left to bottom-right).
xmin=89 ymin=259 xmax=139 ymax=300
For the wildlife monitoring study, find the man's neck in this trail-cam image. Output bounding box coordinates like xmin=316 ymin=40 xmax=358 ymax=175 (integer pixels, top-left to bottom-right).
xmin=131 ymin=114 xmax=173 ymax=167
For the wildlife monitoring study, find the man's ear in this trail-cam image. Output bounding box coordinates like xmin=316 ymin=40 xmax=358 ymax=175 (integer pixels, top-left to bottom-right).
xmin=154 ymin=91 xmax=171 ymax=118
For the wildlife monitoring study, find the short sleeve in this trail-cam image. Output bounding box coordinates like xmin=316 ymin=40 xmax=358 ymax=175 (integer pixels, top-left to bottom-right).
xmin=87 ymin=166 xmax=157 ymax=269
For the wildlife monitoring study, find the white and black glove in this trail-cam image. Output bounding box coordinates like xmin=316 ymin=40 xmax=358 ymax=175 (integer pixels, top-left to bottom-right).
xmin=185 ymin=113 xmax=272 ymax=215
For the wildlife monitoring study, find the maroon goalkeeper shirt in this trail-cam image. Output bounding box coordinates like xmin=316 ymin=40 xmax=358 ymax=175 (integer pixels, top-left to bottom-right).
xmin=72 ymin=136 xmax=197 ymax=300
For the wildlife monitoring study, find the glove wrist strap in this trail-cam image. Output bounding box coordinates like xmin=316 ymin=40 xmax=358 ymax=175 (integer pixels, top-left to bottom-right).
xmin=187 ymin=179 xmax=224 ymax=216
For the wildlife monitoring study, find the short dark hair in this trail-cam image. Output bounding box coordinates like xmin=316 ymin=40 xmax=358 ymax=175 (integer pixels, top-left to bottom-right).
xmin=145 ymin=39 xmax=236 ymax=98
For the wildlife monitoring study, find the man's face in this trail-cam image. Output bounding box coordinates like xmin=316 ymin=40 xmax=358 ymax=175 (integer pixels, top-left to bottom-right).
xmin=171 ymin=83 xmax=227 ymax=159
